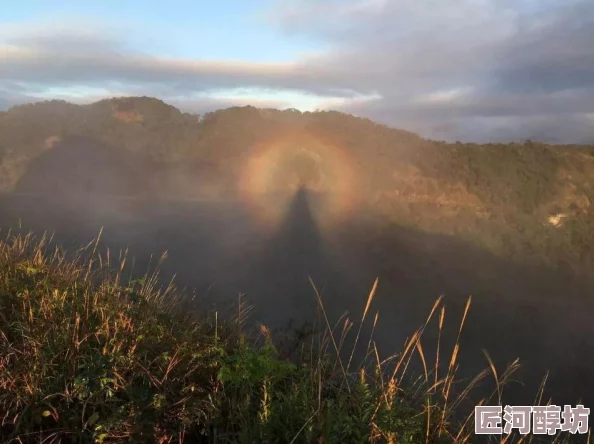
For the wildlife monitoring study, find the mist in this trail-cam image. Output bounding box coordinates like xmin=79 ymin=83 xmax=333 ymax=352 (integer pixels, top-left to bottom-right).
xmin=2 ymin=133 xmax=594 ymax=413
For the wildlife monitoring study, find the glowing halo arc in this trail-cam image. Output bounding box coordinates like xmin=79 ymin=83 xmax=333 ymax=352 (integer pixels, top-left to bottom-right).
xmin=237 ymin=129 xmax=361 ymax=231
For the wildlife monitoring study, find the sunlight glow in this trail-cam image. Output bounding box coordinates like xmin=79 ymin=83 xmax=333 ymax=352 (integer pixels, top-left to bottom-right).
xmin=237 ymin=130 xmax=361 ymax=231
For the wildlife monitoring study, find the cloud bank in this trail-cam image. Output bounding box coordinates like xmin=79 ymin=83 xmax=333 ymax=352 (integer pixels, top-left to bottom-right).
xmin=1 ymin=1 xmax=594 ymax=143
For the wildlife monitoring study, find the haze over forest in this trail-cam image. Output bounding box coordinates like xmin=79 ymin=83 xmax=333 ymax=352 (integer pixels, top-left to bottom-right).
xmin=1 ymin=96 xmax=594 ymax=411
xmin=2 ymin=1 xmax=594 ymax=441
xmin=3 ymin=95 xmax=594 ymax=269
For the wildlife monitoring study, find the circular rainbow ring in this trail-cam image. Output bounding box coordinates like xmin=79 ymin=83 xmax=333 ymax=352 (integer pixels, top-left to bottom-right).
xmin=237 ymin=129 xmax=362 ymax=231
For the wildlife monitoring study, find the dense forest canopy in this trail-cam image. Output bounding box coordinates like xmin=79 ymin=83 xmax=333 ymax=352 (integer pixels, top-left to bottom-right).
xmin=1 ymin=96 xmax=594 ymax=274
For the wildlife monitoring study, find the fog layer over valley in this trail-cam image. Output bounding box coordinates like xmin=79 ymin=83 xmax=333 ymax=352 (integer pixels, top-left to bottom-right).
xmin=2 ymin=97 xmax=594 ymax=410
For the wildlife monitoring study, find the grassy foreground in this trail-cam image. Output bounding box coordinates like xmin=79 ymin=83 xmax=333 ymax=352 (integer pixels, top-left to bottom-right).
xmin=0 ymin=232 xmax=587 ymax=443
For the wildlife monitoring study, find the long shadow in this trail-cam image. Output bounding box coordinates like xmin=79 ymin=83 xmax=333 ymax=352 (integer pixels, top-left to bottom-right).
xmin=1 ymin=191 xmax=593 ymax=412
xmin=234 ymin=187 xmax=334 ymax=329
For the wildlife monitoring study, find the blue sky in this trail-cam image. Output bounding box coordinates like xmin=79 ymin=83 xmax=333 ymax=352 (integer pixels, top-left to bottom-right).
xmin=0 ymin=0 xmax=354 ymax=111
xmin=2 ymin=0 xmax=320 ymax=61
xmin=1 ymin=0 xmax=594 ymax=143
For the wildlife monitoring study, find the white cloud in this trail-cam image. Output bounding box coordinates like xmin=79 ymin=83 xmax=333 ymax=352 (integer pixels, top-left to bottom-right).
xmin=1 ymin=0 xmax=594 ymax=143
xmin=414 ymin=88 xmax=475 ymax=105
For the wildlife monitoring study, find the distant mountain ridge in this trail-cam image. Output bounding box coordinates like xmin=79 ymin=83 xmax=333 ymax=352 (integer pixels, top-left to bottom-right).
xmin=1 ymin=96 xmax=594 ymax=273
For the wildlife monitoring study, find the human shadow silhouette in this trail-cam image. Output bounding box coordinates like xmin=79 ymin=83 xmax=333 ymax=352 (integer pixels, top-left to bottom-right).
xmin=233 ymin=186 xmax=334 ymax=329
xmin=1 ymin=186 xmax=593 ymax=412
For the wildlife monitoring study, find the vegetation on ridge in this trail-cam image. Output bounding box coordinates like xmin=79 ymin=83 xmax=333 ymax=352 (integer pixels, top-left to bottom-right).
xmin=1 ymin=97 xmax=594 ymax=274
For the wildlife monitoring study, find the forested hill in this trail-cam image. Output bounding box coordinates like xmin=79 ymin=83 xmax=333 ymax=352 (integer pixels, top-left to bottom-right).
xmin=1 ymin=96 xmax=594 ymax=273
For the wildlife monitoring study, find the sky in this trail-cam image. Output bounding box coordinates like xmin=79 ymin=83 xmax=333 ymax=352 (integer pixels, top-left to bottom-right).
xmin=1 ymin=0 xmax=594 ymax=143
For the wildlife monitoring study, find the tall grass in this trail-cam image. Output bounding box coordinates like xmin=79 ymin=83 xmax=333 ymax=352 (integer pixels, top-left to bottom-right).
xmin=0 ymin=232 xmax=589 ymax=443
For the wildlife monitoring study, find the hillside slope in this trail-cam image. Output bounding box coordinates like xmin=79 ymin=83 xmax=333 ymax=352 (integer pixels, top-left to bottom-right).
xmin=1 ymin=96 xmax=594 ymax=273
